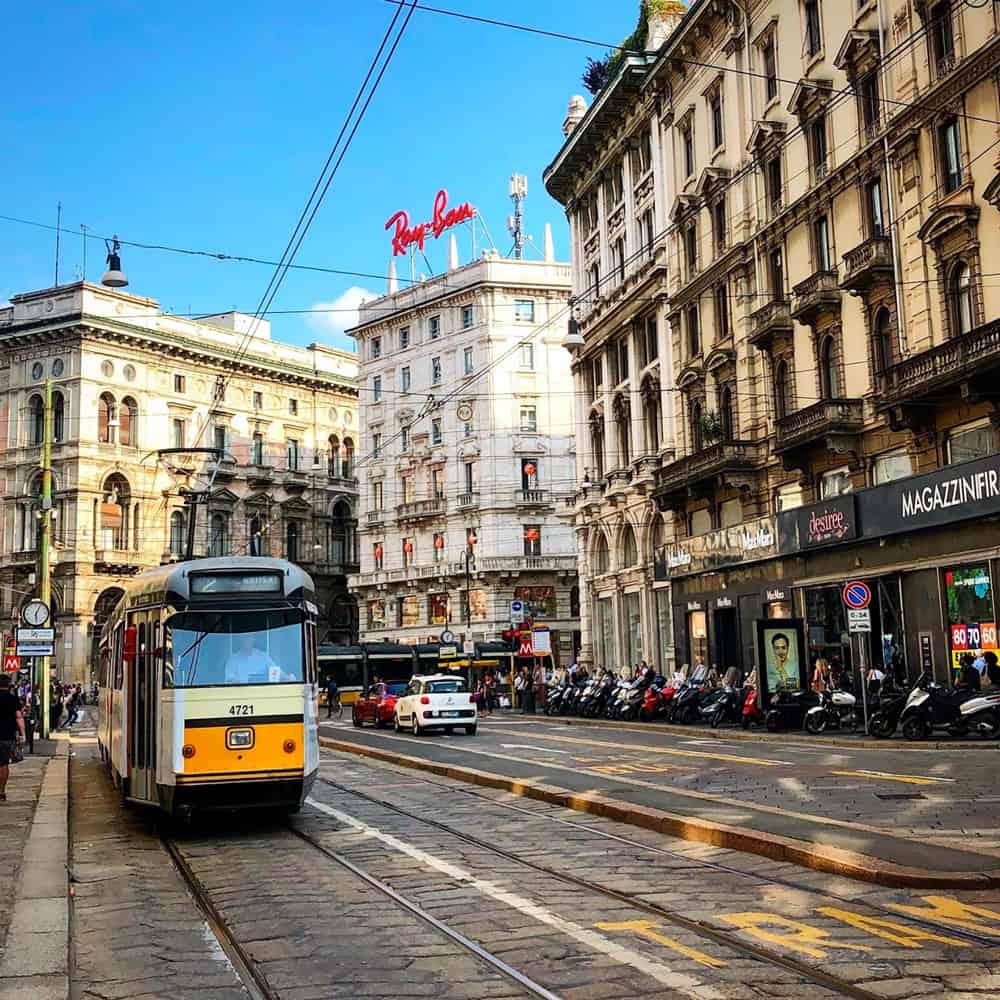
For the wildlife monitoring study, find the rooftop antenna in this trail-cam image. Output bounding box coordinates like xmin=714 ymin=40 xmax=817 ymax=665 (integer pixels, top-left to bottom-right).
xmin=507 ymin=174 xmax=527 ymax=259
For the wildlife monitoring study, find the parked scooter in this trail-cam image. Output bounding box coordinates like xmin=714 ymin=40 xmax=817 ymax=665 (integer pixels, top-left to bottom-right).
xmin=867 ymin=683 xmax=911 ymax=738
xmin=617 ymin=669 xmax=655 ymax=721
xmin=899 ymin=671 xmax=1000 ymax=739
xmin=703 ymin=685 xmax=744 ymax=729
xmin=741 ymin=684 xmax=764 ymax=729
xmin=668 ymin=665 xmax=709 ymax=724
xmin=764 ymin=688 xmax=820 ymax=732
xmin=804 ymin=687 xmax=859 ymax=734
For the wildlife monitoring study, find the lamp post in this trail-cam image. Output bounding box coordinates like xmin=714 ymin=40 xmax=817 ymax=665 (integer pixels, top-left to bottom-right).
xmin=464 ymin=531 xmax=477 ymax=636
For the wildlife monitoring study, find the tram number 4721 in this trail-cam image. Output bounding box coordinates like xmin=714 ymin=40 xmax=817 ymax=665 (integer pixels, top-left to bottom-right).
xmin=228 ymin=704 xmax=254 ymax=716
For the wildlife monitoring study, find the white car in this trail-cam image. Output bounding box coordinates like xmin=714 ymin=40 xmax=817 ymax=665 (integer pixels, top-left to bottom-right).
xmin=394 ymin=674 xmax=478 ymax=736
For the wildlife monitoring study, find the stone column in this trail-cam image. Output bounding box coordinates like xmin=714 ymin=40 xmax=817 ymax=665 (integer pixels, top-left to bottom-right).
xmin=574 ymin=524 xmax=594 ymax=671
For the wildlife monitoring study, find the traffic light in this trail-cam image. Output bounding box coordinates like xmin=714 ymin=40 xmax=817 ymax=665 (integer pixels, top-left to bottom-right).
xmin=502 ymin=627 xmax=517 ymax=651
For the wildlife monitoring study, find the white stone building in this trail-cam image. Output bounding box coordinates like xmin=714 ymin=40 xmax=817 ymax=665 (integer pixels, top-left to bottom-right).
xmin=347 ymin=247 xmax=580 ymax=661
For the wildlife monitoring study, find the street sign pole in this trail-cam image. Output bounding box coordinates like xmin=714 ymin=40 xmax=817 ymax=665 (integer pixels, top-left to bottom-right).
xmin=857 ymin=633 xmax=869 ymax=734
xmin=39 ymin=379 xmax=53 ymax=739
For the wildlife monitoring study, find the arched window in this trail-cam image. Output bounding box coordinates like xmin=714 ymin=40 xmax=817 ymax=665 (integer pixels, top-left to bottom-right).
xmin=642 ymin=380 xmax=660 ymax=453
xmin=593 ymin=532 xmax=610 ymax=575
xmin=342 ymin=438 xmax=355 ymax=479
xmin=248 ymin=515 xmax=264 ymax=557
xmin=120 ymin=397 xmax=138 ymax=447
xmin=330 ymin=499 xmax=356 ymax=566
xmin=99 ymin=474 xmax=130 ymax=550
xmin=20 ymin=475 xmax=43 ymax=551
xmin=590 ymin=417 xmax=605 ymax=479
xmin=52 ymin=391 xmax=65 ymax=443
xmin=98 ymin=393 xmax=116 ymax=444
xmin=773 ymin=360 xmax=792 ymax=421
xmin=819 ymin=336 xmax=839 ymax=399
xmin=28 ymin=394 xmax=44 ymax=445
xmin=286 ymin=521 xmax=300 ymax=563
xmin=169 ymin=511 xmax=186 ymax=558
xmin=615 ymin=396 xmax=631 ymax=467
xmin=719 ymin=385 xmax=734 ymax=441
xmin=691 ymin=401 xmax=704 ymax=452
xmin=621 ymin=524 xmax=638 ymax=567
xmin=872 ymin=308 xmax=892 ymax=374
xmin=328 ymin=435 xmax=340 ymax=477
xmin=951 ymin=261 xmax=973 ymax=336
xmin=209 ymin=513 xmax=229 ymax=557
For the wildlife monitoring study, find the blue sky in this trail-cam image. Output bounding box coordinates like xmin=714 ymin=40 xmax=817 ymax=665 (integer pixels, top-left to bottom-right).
xmin=1 ymin=1 xmax=634 ymax=350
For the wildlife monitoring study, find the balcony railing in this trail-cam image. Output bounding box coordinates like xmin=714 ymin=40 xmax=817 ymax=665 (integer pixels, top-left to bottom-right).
xmin=516 ymin=489 xmax=550 ymax=506
xmin=456 ymin=491 xmax=480 ymax=509
xmin=396 ymin=497 xmax=447 ymax=520
xmin=775 ymin=399 xmax=865 ymax=454
xmin=654 ymin=440 xmax=761 ymax=504
xmin=791 ymin=270 xmax=841 ymax=325
xmin=936 ymin=52 xmax=956 ymax=79
xmin=863 ymin=117 xmax=884 ymax=145
xmin=812 ymin=160 xmax=829 ymax=185
xmin=841 ymin=236 xmax=893 ymax=292
xmin=880 ymin=318 xmax=1000 ymax=406
xmin=366 ymin=509 xmax=385 ymax=524
xmin=749 ymin=299 xmax=793 ymax=349
xmin=476 ymin=555 xmax=578 ymax=573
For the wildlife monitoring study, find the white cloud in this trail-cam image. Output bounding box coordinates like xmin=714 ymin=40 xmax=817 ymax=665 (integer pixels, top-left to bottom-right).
xmin=305 ymin=286 xmax=376 ymax=348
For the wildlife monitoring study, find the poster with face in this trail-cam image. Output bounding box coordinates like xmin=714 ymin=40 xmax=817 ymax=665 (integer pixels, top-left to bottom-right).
xmin=756 ymin=619 xmax=806 ymax=699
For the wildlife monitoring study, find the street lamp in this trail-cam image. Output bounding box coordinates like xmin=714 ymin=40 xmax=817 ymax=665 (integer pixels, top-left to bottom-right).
xmin=465 ymin=530 xmax=478 ymax=635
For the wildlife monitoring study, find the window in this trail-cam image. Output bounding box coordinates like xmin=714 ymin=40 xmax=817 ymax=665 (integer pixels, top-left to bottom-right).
xmin=169 ymin=511 xmax=185 ymax=557
xmin=770 ymin=246 xmax=785 ymax=299
xmin=713 ymin=197 xmax=726 ymax=255
xmin=873 ymin=450 xmax=913 ymax=485
xmin=372 ymin=375 xmax=382 ymax=402
xmin=581 ymin=191 xmax=599 ymax=235
xmin=248 ymin=515 xmax=263 ymax=556
xmin=431 ymin=418 xmax=442 ymax=446
xmin=431 ymin=468 xmax=444 ymax=498
xmin=431 ymin=357 xmax=442 ymax=384
xmin=820 ymin=467 xmax=852 ymax=499
xmin=686 ymin=304 xmax=700 ymax=357
xmin=52 ymin=392 xmax=65 ymax=443
xmin=719 ymin=384 xmax=735 ymax=440
xmin=520 ymin=405 xmax=537 ymax=432
xmin=521 ymin=458 xmax=539 ymax=490
xmin=288 ymin=398 xmax=298 ymax=416
xmin=523 ymin=525 xmax=542 ymax=557
xmin=213 ymin=425 xmax=226 ymax=453
xmin=401 ymin=426 xmax=410 ymax=452
xmin=590 ymin=262 xmax=601 ymax=298
xmin=622 ymin=525 xmax=638 ymax=566
xmin=690 ymin=400 xmax=704 ymax=452
xmin=763 ymin=37 xmax=778 ymax=102
xmin=685 ymin=223 xmax=698 ymax=275
xmin=615 ymin=238 xmax=626 ymax=284
xmin=401 ymin=366 xmax=411 ymax=392
xmin=819 ymin=336 xmax=839 ymax=399
xmin=710 ymin=91 xmax=724 ymax=149
xmin=618 ymin=338 xmax=629 ymax=380
xmin=644 ymin=316 xmax=658 ymax=364
xmin=804 ymin=0 xmax=822 ymax=58
xmin=209 ymin=513 xmax=229 ymax=557
xmin=28 ymin=394 xmax=44 ymax=445
xmin=399 ymin=326 xmax=410 ymax=350
xmin=373 ymin=481 xmax=383 ymax=511
xmin=372 ymin=431 xmax=381 ymax=459
xmin=402 ymin=537 xmax=414 ymax=567
xmin=773 ymin=359 xmax=792 ymax=421
xmin=172 ymin=418 xmax=186 ymax=450
xmin=252 ymin=433 xmax=264 ymax=466
xmin=930 ymin=1 xmax=955 ymax=73
xmin=253 ymin=390 xmax=263 ymax=411
xmin=681 ymin=123 xmax=694 ymax=178
xmin=429 ymin=315 xmax=441 ymax=339
xmin=174 ymin=374 xmax=186 ymax=394
xmin=867 ymin=176 xmax=885 ymax=237
xmin=463 ymin=347 xmax=474 ymax=375
xmin=286 ymin=438 xmax=299 ymax=471
xmin=514 ymin=299 xmax=535 ymax=323
xmin=714 ymin=283 xmax=730 ymax=340
xmin=604 ymin=159 xmax=624 ymax=206
xmin=286 ymin=521 xmax=300 ymax=562
xmin=950 ymin=262 xmax=974 ymax=336
xmin=373 ymin=542 xmax=384 ymax=569
xmin=464 ymin=461 xmax=475 ymax=493
xmin=462 ymin=306 xmax=473 ymax=329
xmin=814 ymin=215 xmax=831 ymax=272
xmin=641 ymin=208 xmax=654 ymax=257
xmin=400 ymin=474 xmax=413 ymax=502
xmin=811 ymin=114 xmax=828 ymax=180
xmin=872 ymin=308 xmax=892 ymax=374
xmin=520 ymin=342 xmax=535 ymax=370
xmin=630 ymin=128 xmax=652 ymax=177
xmin=432 ymin=535 xmax=445 ymax=564
xmin=371 ymin=336 xmax=382 ymax=359
xmin=593 ymin=533 xmax=610 ymax=575
xmin=98 ymin=393 xmax=115 ymax=443
xmin=948 ymin=421 xmax=996 ymax=464
xmin=690 ymin=508 xmax=712 ymax=536
xmin=767 ymin=156 xmax=783 ymax=213
xmin=775 ymin=482 xmax=804 ymax=512
xmin=342 ymin=438 xmax=354 ymax=478
xmin=720 ymin=497 xmax=742 ymax=528
xmin=939 ymin=118 xmax=962 ymax=193
xmin=860 ymin=72 xmax=880 ymax=133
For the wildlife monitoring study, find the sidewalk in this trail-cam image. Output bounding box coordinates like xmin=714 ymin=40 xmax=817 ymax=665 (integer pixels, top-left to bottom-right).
xmin=0 ymin=735 xmax=69 ymax=1000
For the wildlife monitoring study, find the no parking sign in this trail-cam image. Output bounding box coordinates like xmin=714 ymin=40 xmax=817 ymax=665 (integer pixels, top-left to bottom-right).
xmin=842 ymin=581 xmax=871 ymax=610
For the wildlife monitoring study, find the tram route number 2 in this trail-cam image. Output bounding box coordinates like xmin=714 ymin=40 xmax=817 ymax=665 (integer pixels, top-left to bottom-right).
xmin=228 ymin=704 xmax=254 ymax=716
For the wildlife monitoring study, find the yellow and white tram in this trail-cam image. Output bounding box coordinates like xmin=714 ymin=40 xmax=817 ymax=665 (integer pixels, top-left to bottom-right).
xmin=96 ymin=557 xmax=319 ymax=816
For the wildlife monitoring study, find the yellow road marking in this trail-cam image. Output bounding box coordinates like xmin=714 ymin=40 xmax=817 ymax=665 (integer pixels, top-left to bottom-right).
xmin=817 ymin=907 xmax=969 ymax=948
xmin=721 ymin=912 xmax=870 ymax=959
xmin=830 ymin=770 xmax=950 ymax=785
xmin=888 ymin=896 xmax=1000 ymax=934
xmin=489 ymin=727 xmax=785 ymax=767
xmin=596 ymin=919 xmax=727 ymax=968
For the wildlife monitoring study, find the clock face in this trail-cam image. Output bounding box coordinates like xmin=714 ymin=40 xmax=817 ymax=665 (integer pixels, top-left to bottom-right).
xmin=23 ymin=600 xmax=49 ymax=627
xmin=456 ymin=402 xmax=473 ymax=422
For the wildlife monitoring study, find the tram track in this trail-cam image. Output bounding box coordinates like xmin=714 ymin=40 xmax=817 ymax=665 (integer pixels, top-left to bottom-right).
xmin=310 ymin=773 xmax=980 ymax=1000
xmin=319 ymin=757 xmax=1000 ymax=950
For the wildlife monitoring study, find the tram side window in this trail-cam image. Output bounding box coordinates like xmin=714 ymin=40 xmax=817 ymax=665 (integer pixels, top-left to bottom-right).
xmin=163 ymin=623 xmax=174 ymax=687
xmin=113 ymin=624 xmax=125 ymax=689
xmin=165 ymin=609 xmax=305 ymax=687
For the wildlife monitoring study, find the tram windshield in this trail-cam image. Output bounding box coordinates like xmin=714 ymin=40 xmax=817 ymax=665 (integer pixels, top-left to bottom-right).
xmin=165 ymin=609 xmax=304 ymax=687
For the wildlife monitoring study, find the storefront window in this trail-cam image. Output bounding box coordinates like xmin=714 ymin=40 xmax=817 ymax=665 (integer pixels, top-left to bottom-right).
xmin=947 ymin=422 xmax=995 ymax=465
xmin=368 ymin=600 xmax=386 ymax=629
xmin=596 ymin=596 xmax=614 ymax=669
xmin=872 ymin=450 xmax=912 ymax=485
xmin=655 ymin=589 xmax=672 ymax=673
xmin=625 ymin=592 xmax=642 ymax=664
xmin=805 ymin=586 xmax=850 ymax=679
xmin=944 ymin=565 xmax=996 ymax=677
xmin=401 ymin=595 xmax=420 ymax=627
xmin=514 ymin=586 xmax=555 ymax=618
xmin=688 ymin=609 xmax=708 ymax=667
xmin=429 ymin=593 xmax=449 ymax=626
xmin=766 ymin=601 xmax=793 ymax=619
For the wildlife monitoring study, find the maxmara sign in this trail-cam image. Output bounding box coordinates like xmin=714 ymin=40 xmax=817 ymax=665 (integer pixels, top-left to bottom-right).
xmin=655 ymin=516 xmax=777 ymax=580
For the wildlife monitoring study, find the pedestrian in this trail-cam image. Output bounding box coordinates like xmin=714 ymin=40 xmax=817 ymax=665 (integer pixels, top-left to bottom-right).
xmin=810 ymin=658 xmax=830 ymax=694
xmin=49 ymin=684 xmax=63 ymax=732
xmin=324 ymin=674 xmax=340 ymax=718
xmin=959 ymin=653 xmax=981 ymax=691
xmin=985 ymin=651 xmax=1000 ymax=687
xmin=513 ymin=667 xmax=526 ymax=710
xmin=972 ymin=650 xmax=988 ymax=680
xmin=62 ymin=686 xmax=81 ymax=729
xmin=532 ymin=660 xmax=545 ymax=714
xmin=0 ymin=674 xmax=27 ymax=803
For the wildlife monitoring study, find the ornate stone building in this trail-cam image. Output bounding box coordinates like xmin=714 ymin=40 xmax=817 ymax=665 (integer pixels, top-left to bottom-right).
xmin=0 ymin=281 xmax=360 ymax=682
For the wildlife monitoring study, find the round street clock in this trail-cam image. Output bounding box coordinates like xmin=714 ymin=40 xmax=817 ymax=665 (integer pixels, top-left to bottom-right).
xmin=440 ymin=629 xmax=455 ymax=644
xmin=22 ymin=599 xmax=50 ymax=627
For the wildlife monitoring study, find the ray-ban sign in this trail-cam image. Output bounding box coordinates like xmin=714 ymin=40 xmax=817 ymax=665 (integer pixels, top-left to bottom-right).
xmin=385 ymin=189 xmax=475 ymax=256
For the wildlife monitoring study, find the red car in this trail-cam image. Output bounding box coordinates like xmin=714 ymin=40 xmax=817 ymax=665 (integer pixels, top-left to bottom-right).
xmin=352 ymin=681 xmax=407 ymax=728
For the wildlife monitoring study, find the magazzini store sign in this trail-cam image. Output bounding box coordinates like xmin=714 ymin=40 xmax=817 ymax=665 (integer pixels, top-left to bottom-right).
xmin=655 ymin=516 xmax=777 ymax=580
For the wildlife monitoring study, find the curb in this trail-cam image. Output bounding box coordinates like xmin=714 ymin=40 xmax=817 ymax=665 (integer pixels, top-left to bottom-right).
xmin=516 ymin=713 xmax=995 ymax=751
xmin=319 ymin=735 xmax=1000 ymax=890
xmin=0 ymin=741 xmax=70 ymax=1000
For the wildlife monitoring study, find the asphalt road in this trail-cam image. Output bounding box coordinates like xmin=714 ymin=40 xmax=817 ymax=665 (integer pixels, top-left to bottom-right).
xmin=320 ymin=713 xmax=1000 ymax=875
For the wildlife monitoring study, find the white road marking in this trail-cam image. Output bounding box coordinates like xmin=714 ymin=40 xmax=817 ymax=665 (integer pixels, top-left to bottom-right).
xmin=501 ymin=744 xmax=571 ymax=754
xmin=306 ymin=797 xmax=724 ymax=999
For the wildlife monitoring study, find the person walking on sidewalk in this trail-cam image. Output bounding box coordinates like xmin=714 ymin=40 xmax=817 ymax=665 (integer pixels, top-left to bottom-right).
xmin=0 ymin=674 xmax=27 ymax=803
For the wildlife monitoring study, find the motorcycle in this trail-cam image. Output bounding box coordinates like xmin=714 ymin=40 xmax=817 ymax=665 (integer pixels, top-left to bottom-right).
xmin=617 ymin=670 xmax=655 ymax=721
xmin=764 ymin=688 xmax=819 ymax=732
xmin=867 ymin=684 xmax=911 ymax=738
xmin=703 ymin=685 xmax=744 ymax=729
xmin=668 ymin=667 xmax=709 ymax=724
xmin=804 ymin=687 xmax=859 ymax=734
xmin=640 ymin=678 xmax=676 ymax=722
xmin=899 ymin=672 xmax=1000 ymax=739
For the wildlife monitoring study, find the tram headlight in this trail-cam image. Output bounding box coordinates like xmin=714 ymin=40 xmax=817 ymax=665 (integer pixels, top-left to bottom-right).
xmin=226 ymin=728 xmax=254 ymax=750
xmin=182 ymin=744 xmax=196 ymax=759
xmin=283 ymin=739 xmax=297 ymax=754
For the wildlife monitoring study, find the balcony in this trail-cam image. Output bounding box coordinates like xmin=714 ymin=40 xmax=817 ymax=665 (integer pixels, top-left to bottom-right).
xmin=515 ymin=488 xmax=551 ymax=507
xmin=214 ymin=458 xmax=238 ymax=481
xmin=247 ymin=465 xmax=274 ymax=487
xmin=775 ymin=398 xmax=865 ymax=460
xmin=327 ymin=474 xmax=358 ymax=492
xmin=283 ymin=468 xmax=309 ymax=491
xmin=366 ymin=509 xmax=385 ymax=525
xmin=397 ymin=497 xmax=447 ymax=521
xmin=653 ymin=440 xmax=761 ymax=510
xmin=880 ymin=318 xmax=1000 ymax=408
xmin=456 ymin=491 xmax=480 ymax=509
xmin=749 ymin=299 xmax=793 ymax=351
xmin=476 ymin=555 xmax=578 ymax=575
xmin=791 ymin=270 xmax=841 ymax=326
xmin=841 ymin=236 xmax=893 ymax=293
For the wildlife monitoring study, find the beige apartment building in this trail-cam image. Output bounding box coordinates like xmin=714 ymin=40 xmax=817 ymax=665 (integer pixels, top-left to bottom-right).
xmin=0 ymin=281 xmax=360 ymax=683
xmin=549 ymin=0 xmax=1000 ymax=685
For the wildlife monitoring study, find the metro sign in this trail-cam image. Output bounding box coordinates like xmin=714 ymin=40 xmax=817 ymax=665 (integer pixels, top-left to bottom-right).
xmin=385 ymin=189 xmax=475 ymax=257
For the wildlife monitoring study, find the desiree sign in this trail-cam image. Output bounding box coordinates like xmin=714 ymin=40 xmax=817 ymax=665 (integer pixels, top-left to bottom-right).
xmin=385 ymin=190 xmax=475 ymax=257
